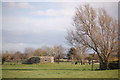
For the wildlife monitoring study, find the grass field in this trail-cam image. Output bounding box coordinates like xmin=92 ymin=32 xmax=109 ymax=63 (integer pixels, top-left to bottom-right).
xmin=2 ymin=62 xmax=119 ymax=78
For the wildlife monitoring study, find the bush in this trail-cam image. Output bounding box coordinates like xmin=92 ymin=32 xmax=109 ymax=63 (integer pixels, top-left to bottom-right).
xmin=108 ymin=60 xmax=119 ymax=69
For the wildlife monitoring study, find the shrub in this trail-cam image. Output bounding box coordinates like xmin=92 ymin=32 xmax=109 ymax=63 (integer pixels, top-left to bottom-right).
xmin=108 ymin=60 xmax=119 ymax=69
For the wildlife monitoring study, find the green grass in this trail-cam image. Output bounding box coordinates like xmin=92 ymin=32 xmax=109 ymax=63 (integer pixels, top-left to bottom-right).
xmin=2 ymin=62 xmax=119 ymax=78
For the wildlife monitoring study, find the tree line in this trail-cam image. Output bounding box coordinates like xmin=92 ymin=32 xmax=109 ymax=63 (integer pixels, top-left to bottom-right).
xmin=2 ymin=45 xmax=65 ymax=64
xmin=2 ymin=45 xmax=118 ymax=65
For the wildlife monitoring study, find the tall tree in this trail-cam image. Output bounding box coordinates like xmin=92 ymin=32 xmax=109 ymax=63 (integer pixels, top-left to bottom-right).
xmin=66 ymin=4 xmax=118 ymax=69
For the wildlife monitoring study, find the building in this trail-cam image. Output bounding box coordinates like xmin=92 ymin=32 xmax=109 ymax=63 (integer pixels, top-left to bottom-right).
xmin=22 ymin=56 xmax=54 ymax=64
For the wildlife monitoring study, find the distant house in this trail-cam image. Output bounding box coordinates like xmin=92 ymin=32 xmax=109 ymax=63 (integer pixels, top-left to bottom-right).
xmin=22 ymin=56 xmax=54 ymax=64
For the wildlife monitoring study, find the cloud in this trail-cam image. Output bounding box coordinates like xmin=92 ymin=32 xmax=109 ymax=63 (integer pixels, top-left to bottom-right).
xmin=17 ymin=2 xmax=34 ymax=9
xmin=2 ymin=30 xmax=67 ymax=52
xmin=31 ymin=9 xmax=74 ymax=16
xmin=2 ymin=15 xmax=70 ymax=51
xmin=4 ymin=2 xmax=34 ymax=9
xmin=2 ymin=42 xmax=37 ymax=52
xmin=3 ymin=16 xmax=72 ymax=33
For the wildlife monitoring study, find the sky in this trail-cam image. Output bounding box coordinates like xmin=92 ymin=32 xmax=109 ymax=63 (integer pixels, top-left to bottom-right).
xmin=1 ymin=2 xmax=118 ymax=52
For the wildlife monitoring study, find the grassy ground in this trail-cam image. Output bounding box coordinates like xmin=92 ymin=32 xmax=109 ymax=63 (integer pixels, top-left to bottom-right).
xmin=2 ymin=62 xmax=119 ymax=78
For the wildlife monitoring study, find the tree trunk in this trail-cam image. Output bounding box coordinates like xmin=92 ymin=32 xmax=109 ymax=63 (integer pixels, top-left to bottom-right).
xmin=2 ymin=61 xmax=5 ymax=65
xmin=100 ymin=61 xmax=109 ymax=70
xmin=58 ymin=58 xmax=60 ymax=64
xmin=80 ymin=60 xmax=82 ymax=65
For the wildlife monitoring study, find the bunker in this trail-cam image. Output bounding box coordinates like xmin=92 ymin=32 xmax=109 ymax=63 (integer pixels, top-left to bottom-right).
xmin=22 ymin=56 xmax=54 ymax=64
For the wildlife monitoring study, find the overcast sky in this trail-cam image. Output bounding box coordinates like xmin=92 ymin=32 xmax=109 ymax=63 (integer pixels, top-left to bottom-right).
xmin=2 ymin=2 xmax=118 ymax=52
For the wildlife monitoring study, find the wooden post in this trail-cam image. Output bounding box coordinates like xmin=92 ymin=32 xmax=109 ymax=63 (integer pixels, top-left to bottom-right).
xmin=89 ymin=53 xmax=95 ymax=71
xmin=92 ymin=59 xmax=93 ymax=71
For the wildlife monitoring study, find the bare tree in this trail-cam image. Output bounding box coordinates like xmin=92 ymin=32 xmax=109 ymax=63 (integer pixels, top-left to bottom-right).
xmin=2 ymin=51 xmax=14 ymax=64
xmin=34 ymin=48 xmax=47 ymax=56
xmin=24 ymin=48 xmax=34 ymax=59
xmin=53 ymin=45 xmax=65 ymax=64
xmin=66 ymin=4 xmax=118 ymax=70
xmin=42 ymin=46 xmax=55 ymax=56
xmin=75 ymin=46 xmax=87 ymax=65
xmin=14 ymin=51 xmax=23 ymax=63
